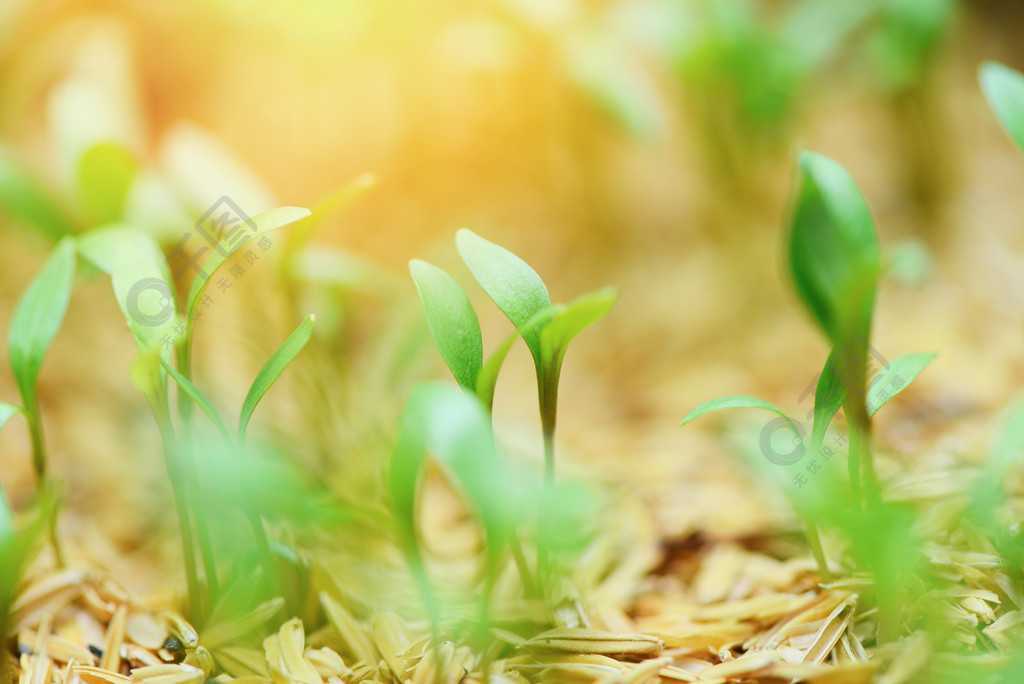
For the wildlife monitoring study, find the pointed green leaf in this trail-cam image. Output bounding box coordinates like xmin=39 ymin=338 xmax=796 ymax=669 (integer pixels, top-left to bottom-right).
xmin=866 ymin=352 xmax=936 ymax=417
xmin=9 ymin=237 xmax=77 ymax=409
xmin=160 ymin=358 xmax=231 ymax=443
xmin=238 ymin=314 xmax=316 ymax=440
xmin=681 ymin=395 xmax=801 ymax=437
xmin=77 ymin=141 xmax=138 ymax=225
xmin=186 ymin=206 xmax=311 ymax=326
xmin=476 ymin=329 xmax=518 ymax=412
xmin=0 ymin=145 xmax=74 ymax=240
xmin=809 ymin=351 xmax=845 ymax=455
xmin=409 ymin=260 xmax=483 ymax=391
xmin=540 ymin=287 xmax=617 ymax=379
xmin=79 ymin=226 xmax=179 ymax=357
xmin=980 ymin=61 xmax=1024 ymax=153
xmin=789 ymin=152 xmax=880 ymax=347
xmin=284 ymin=173 xmax=376 ymax=260
xmin=455 ymin=229 xmax=551 ymax=365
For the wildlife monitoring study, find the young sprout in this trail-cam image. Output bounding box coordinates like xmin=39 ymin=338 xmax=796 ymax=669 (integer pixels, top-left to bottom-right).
xmin=7 ymin=236 xmax=76 ymax=562
xmin=681 ymin=153 xmax=935 ymax=630
xmin=980 ymin=61 xmax=1024 ymax=153
xmin=0 ymin=144 xmax=75 ymax=240
xmin=411 ymin=230 xmax=615 ymax=591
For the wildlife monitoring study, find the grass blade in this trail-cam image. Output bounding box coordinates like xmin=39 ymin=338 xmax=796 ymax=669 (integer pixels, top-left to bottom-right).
xmin=789 ymin=151 xmax=880 ymax=346
xmin=867 ymin=352 xmax=936 ymax=417
xmin=809 ymin=351 xmax=844 ymax=455
xmin=980 ymin=61 xmax=1024 ymax=153
xmin=455 ymin=229 xmax=551 ymax=365
xmin=186 ymin=206 xmax=311 ymax=326
xmin=9 ymin=237 xmax=77 ymax=410
xmin=238 ymin=314 xmax=316 ymax=440
xmin=409 ymin=260 xmax=483 ymax=392
xmin=0 ymin=145 xmax=75 ymax=240
xmin=476 ymin=330 xmax=518 ymax=412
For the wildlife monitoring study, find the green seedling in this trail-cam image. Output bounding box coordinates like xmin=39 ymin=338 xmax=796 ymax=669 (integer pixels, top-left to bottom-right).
xmin=980 ymin=61 xmax=1024 ymax=153
xmin=6 ymin=236 xmax=76 ymax=562
xmin=411 ymin=231 xmax=614 ymax=594
xmin=682 ymin=152 xmax=935 ymax=640
xmin=79 ymin=206 xmax=310 ymax=621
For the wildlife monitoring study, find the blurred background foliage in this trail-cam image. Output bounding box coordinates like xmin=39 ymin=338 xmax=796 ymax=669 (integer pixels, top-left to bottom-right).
xmin=0 ymin=0 xmax=1023 ymax=593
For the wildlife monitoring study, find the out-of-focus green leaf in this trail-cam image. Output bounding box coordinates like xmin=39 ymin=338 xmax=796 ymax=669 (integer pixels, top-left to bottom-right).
xmin=77 ymin=141 xmax=138 ymax=225
xmin=390 ymin=383 xmax=507 ymax=627
xmin=789 ymin=151 xmax=880 ymax=349
xmin=866 ymin=0 xmax=954 ymax=91
xmin=537 ymin=478 xmax=599 ymax=554
xmin=540 ymin=288 xmax=617 ymax=380
xmin=409 ymin=260 xmax=483 ymax=392
xmin=0 ymin=145 xmax=74 ymax=240
xmin=980 ymin=61 xmax=1024 ymax=153
xmin=239 ymin=314 xmax=316 ymax=440
xmin=186 ymin=206 xmax=311 ymax=327
xmin=9 ymin=237 xmax=77 ymax=410
xmin=289 ymin=246 xmax=397 ymax=294
xmin=0 ymin=403 xmax=21 ymax=433
xmin=455 ymin=229 xmax=551 ymax=367
xmin=284 ymin=173 xmax=376 ymax=259
xmin=79 ymin=226 xmax=179 ymax=358
xmin=866 ymin=352 xmax=935 ymax=417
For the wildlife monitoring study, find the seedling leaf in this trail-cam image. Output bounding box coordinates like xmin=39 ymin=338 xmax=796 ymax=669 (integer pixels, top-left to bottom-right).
xmin=284 ymin=173 xmax=376 ymax=259
xmin=160 ymin=358 xmax=231 ymax=443
xmin=540 ymin=287 xmax=618 ymax=378
xmin=867 ymin=352 xmax=936 ymax=417
xmin=789 ymin=152 xmax=880 ymax=347
xmin=239 ymin=314 xmax=316 ymax=439
xmin=980 ymin=61 xmax=1024 ymax=153
xmin=79 ymin=226 xmax=179 ymax=357
xmin=186 ymin=206 xmax=311 ymax=326
xmin=455 ymin=229 xmax=551 ymax=365
xmin=0 ymin=145 xmax=74 ymax=240
xmin=681 ymin=395 xmax=800 ymax=437
xmin=9 ymin=237 xmax=77 ymax=410
xmin=808 ymin=351 xmax=845 ymax=456
xmin=409 ymin=260 xmax=483 ymax=392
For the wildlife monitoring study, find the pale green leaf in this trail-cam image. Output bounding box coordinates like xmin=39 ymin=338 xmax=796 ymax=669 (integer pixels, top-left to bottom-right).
xmin=409 ymin=260 xmax=483 ymax=392
xmin=284 ymin=173 xmax=376 ymax=259
xmin=0 ymin=145 xmax=74 ymax=240
xmin=79 ymin=226 xmax=179 ymax=357
xmin=9 ymin=237 xmax=76 ymax=409
xmin=789 ymin=151 xmax=880 ymax=347
xmin=809 ymin=351 xmax=844 ymax=455
xmin=866 ymin=352 xmax=936 ymax=417
xmin=980 ymin=61 xmax=1024 ymax=153
xmin=238 ymin=314 xmax=316 ymax=440
xmin=455 ymin=229 xmax=551 ymax=365
xmin=77 ymin=141 xmax=138 ymax=225
xmin=186 ymin=206 xmax=311 ymax=326
xmin=0 ymin=403 xmax=21 ymax=433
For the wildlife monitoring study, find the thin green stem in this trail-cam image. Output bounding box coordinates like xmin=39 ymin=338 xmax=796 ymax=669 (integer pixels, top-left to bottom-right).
xmin=151 ymin=398 xmax=202 ymax=620
xmin=238 ymin=432 xmax=281 ymax=602
xmin=176 ymin=343 xmax=219 ymax=609
xmin=508 ymin=534 xmax=536 ymax=597
xmin=25 ymin=408 xmax=62 ymax=566
xmin=537 ymin=369 xmax=559 ymax=595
